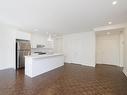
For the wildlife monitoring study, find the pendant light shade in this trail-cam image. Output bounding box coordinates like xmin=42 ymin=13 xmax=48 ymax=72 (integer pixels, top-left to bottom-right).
xmin=47 ymin=34 xmax=53 ymax=41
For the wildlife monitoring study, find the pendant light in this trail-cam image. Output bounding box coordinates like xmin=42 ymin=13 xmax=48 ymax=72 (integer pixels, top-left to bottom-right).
xmin=47 ymin=34 xmax=53 ymax=41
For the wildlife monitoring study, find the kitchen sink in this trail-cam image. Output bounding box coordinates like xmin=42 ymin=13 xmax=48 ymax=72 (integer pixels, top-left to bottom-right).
xmin=34 ymin=52 xmax=46 ymax=55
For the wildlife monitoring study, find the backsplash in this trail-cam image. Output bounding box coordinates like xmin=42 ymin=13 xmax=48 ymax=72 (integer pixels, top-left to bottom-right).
xmin=31 ymin=47 xmax=54 ymax=54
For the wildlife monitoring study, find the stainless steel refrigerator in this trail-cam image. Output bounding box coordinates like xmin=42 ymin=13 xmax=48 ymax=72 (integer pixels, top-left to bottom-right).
xmin=16 ymin=40 xmax=31 ymax=69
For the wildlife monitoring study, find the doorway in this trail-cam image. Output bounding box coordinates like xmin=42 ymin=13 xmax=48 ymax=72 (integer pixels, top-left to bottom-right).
xmin=96 ymin=29 xmax=124 ymax=67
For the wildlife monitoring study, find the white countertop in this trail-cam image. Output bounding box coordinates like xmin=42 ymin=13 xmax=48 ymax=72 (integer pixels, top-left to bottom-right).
xmin=25 ymin=53 xmax=64 ymax=59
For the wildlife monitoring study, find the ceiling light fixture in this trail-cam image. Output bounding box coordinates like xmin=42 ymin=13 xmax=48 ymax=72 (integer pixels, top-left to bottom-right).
xmin=47 ymin=34 xmax=53 ymax=41
xmin=112 ymin=1 xmax=118 ymax=5
xmin=107 ymin=32 xmax=111 ymax=35
xmin=108 ymin=21 xmax=112 ymax=25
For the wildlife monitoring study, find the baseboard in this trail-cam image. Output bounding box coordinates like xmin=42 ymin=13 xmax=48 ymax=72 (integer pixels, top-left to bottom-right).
xmin=123 ymin=68 xmax=127 ymax=77
xmin=66 ymin=62 xmax=95 ymax=67
xmin=96 ymin=63 xmax=122 ymax=67
xmin=0 ymin=68 xmax=15 ymax=71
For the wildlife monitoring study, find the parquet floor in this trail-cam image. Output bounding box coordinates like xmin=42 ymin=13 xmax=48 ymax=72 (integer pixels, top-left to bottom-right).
xmin=0 ymin=64 xmax=127 ymax=95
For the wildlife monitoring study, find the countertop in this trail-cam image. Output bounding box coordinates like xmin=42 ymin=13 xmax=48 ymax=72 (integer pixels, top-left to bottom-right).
xmin=25 ymin=53 xmax=64 ymax=59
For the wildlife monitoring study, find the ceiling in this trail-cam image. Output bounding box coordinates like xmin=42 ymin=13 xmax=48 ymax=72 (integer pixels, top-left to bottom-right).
xmin=0 ymin=0 xmax=127 ymax=34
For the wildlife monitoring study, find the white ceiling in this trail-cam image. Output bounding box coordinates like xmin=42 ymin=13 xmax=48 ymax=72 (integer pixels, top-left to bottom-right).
xmin=0 ymin=0 xmax=127 ymax=34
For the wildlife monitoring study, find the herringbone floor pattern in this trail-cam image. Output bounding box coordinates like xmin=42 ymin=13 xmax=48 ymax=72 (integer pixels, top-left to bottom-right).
xmin=0 ymin=64 xmax=127 ymax=95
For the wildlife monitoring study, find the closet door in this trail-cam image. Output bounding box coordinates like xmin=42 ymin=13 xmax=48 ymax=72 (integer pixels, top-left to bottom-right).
xmin=96 ymin=34 xmax=120 ymax=66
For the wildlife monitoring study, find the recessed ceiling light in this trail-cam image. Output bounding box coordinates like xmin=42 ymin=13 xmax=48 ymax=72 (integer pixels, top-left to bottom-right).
xmin=107 ymin=32 xmax=111 ymax=35
xmin=108 ymin=21 xmax=112 ymax=25
xmin=112 ymin=1 xmax=118 ymax=5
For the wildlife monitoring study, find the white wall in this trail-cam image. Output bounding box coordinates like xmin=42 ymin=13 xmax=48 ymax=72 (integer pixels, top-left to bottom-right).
xmin=63 ymin=32 xmax=95 ymax=67
xmin=16 ymin=30 xmax=31 ymax=40
xmin=123 ymin=27 xmax=127 ymax=76
xmin=0 ymin=24 xmax=16 ymax=70
xmin=96 ymin=32 xmax=123 ymax=67
xmin=0 ymin=23 xmax=31 ymax=70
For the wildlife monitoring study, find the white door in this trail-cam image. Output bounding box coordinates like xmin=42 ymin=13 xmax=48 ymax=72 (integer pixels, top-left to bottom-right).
xmin=96 ymin=34 xmax=120 ymax=66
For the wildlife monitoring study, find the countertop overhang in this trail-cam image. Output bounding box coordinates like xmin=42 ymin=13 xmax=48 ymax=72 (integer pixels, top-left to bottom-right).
xmin=25 ymin=53 xmax=64 ymax=59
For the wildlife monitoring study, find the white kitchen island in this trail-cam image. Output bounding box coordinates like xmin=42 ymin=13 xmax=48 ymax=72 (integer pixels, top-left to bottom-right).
xmin=25 ymin=53 xmax=64 ymax=78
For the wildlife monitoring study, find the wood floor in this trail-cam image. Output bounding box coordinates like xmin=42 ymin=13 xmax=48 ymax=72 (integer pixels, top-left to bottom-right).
xmin=0 ymin=64 xmax=127 ymax=95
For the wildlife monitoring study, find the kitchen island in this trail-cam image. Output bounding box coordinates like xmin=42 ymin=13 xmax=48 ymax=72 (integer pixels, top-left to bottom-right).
xmin=25 ymin=53 xmax=64 ymax=78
